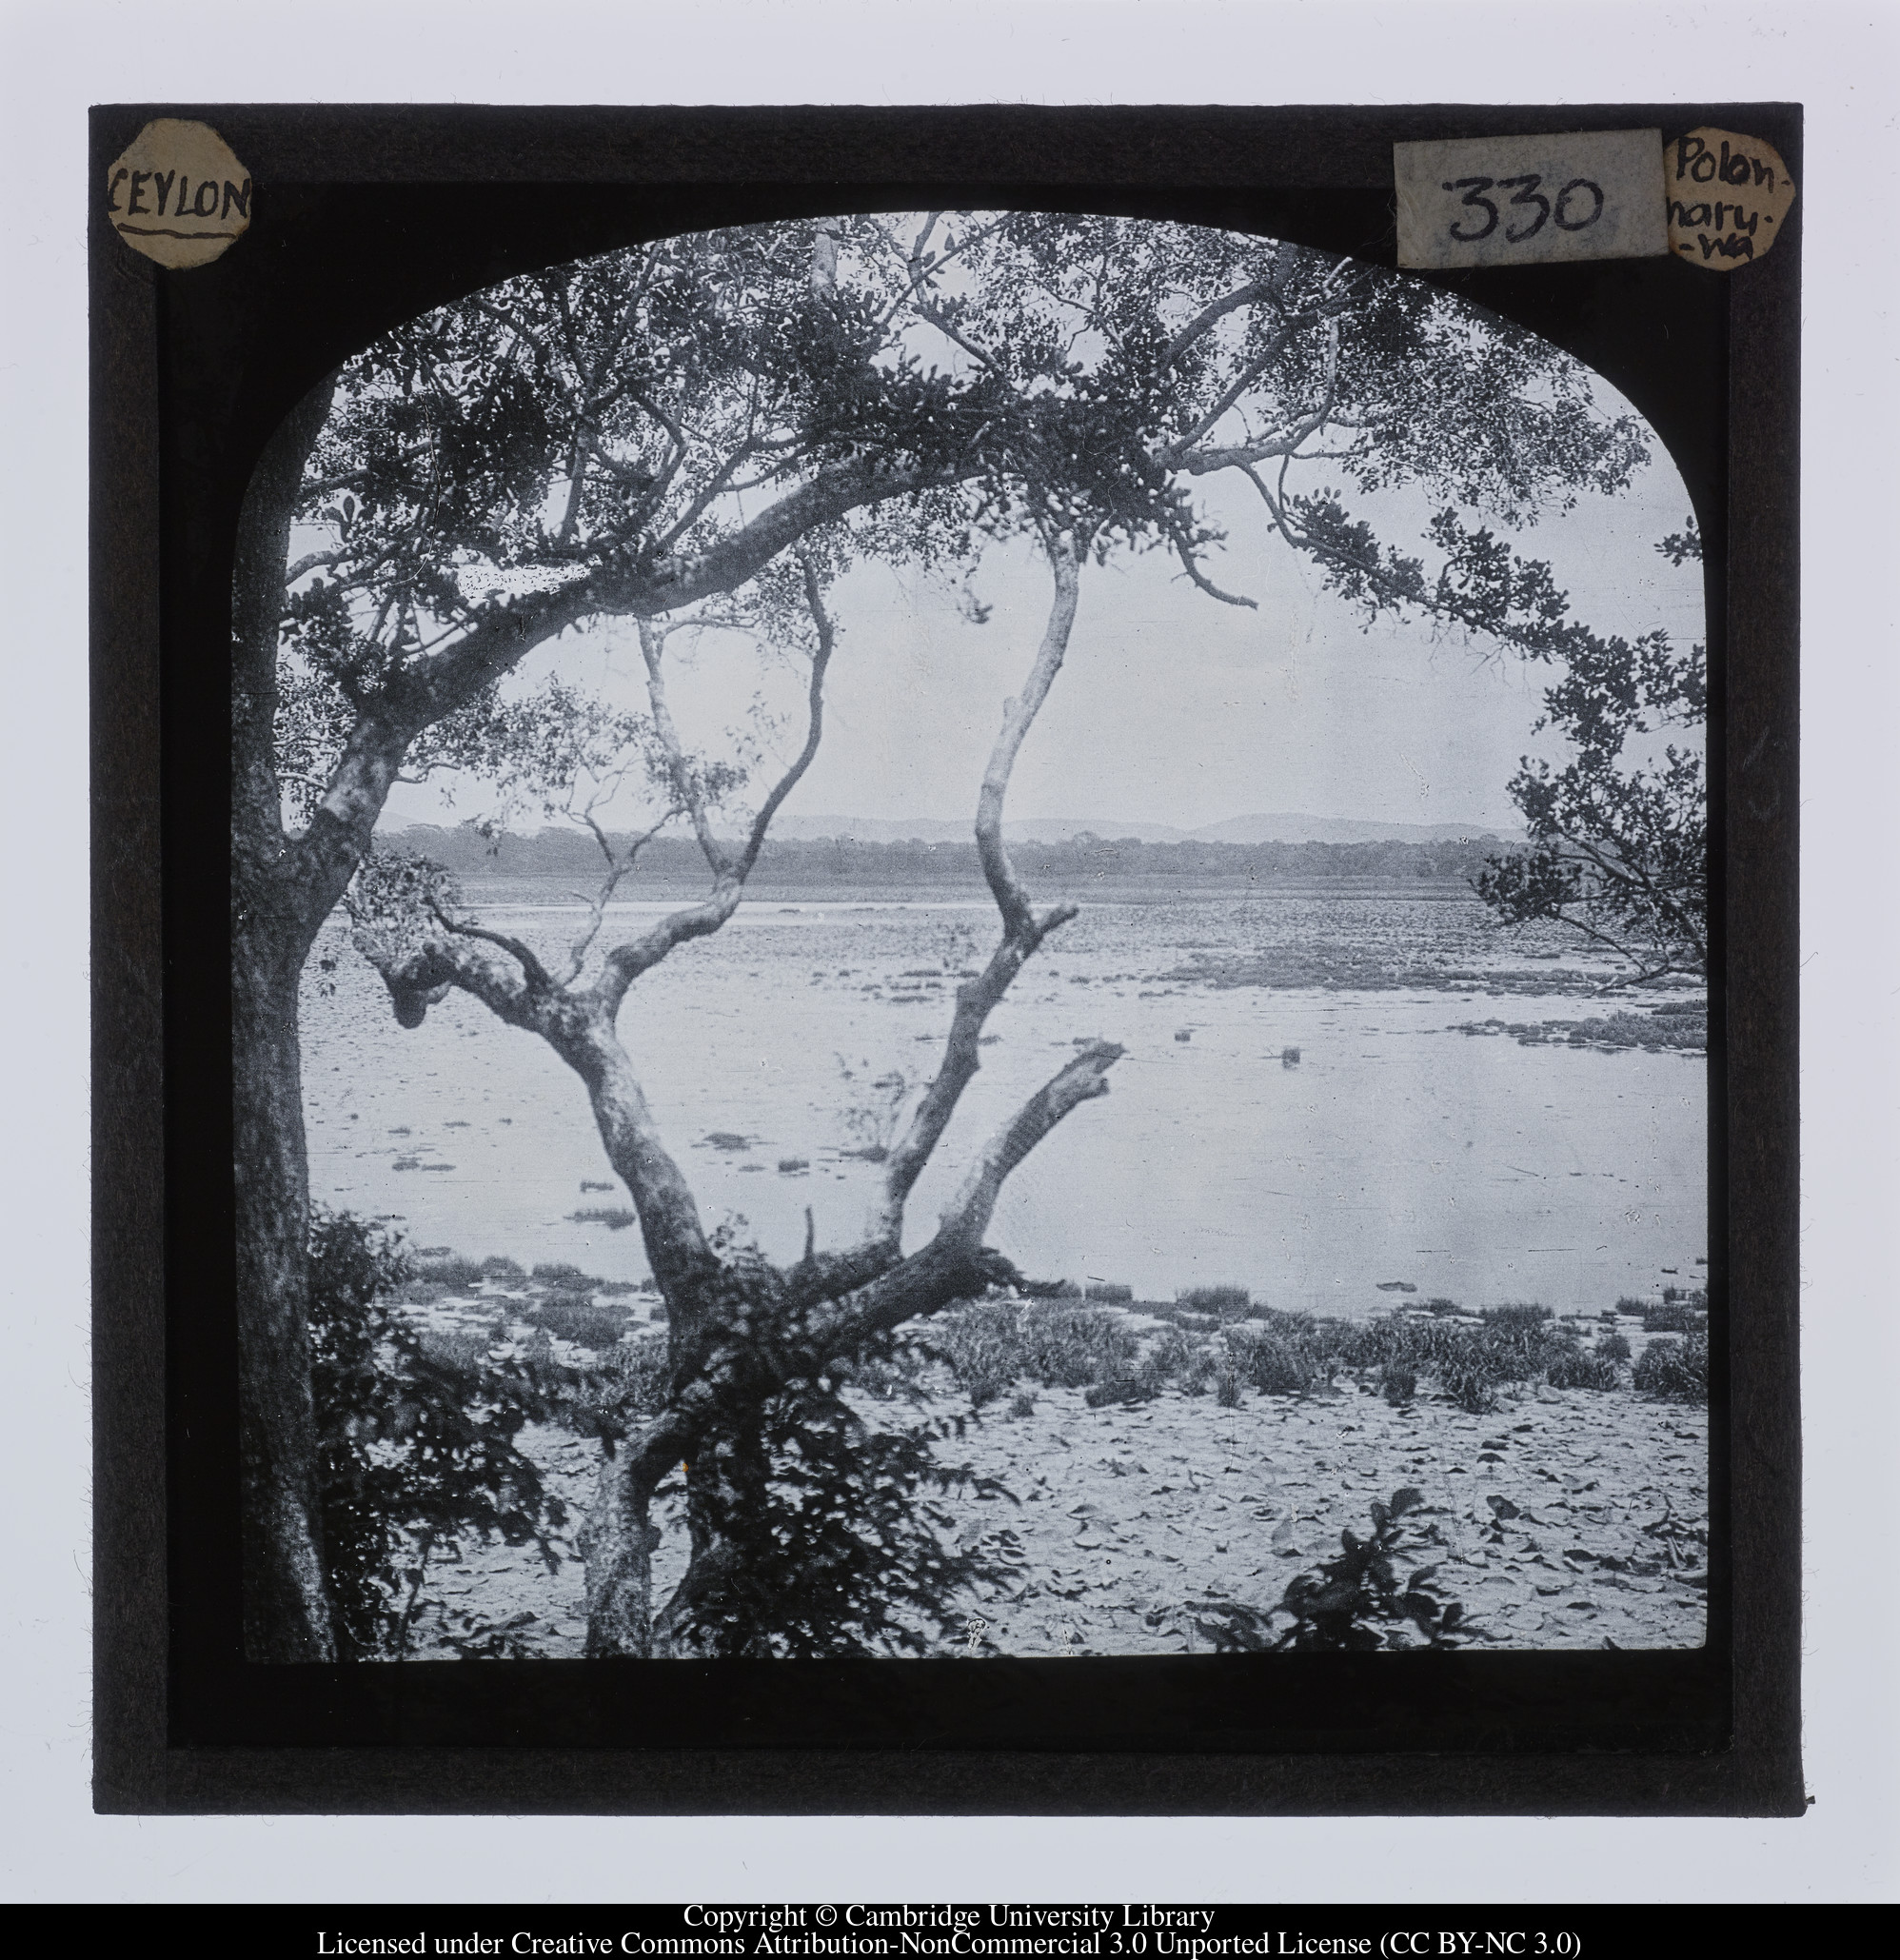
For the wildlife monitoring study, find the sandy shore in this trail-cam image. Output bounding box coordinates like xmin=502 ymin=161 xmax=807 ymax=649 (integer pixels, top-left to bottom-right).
xmin=398 ymin=1340 xmax=1707 ymax=1660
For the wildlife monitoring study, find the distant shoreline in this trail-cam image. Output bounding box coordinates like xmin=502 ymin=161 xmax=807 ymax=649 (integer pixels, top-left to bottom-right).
xmin=457 ymin=875 xmax=1495 ymax=909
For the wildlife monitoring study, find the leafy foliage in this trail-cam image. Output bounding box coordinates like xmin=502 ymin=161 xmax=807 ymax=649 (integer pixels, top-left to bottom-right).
xmin=672 ymin=1367 xmax=1022 ymax=1658
xmin=1196 ymin=1488 xmax=1476 ymax=1653
xmin=306 ymin=1208 xmax=567 ymax=1659
xmin=1633 ymin=1333 xmax=1710 ymax=1402
xmin=1475 ymin=522 xmax=1706 ymax=984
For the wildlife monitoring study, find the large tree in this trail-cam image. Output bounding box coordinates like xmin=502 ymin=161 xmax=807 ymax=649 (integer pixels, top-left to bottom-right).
xmin=236 ymin=210 xmax=1650 ymax=1657
xmin=1474 ymin=521 xmax=1708 ymax=985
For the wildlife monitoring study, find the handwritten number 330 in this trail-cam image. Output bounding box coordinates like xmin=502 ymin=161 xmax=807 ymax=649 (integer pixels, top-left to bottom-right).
xmin=1440 ymin=174 xmax=1606 ymax=243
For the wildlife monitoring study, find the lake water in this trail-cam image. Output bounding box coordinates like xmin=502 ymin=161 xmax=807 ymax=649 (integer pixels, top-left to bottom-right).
xmin=300 ymin=891 xmax=1707 ymax=1317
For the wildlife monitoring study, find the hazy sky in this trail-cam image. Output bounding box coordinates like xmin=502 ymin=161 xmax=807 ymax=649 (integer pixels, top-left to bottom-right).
xmin=377 ymin=372 xmax=1702 ymax=839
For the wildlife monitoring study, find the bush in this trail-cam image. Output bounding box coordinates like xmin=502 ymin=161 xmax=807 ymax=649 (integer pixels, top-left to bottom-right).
xmin=1178 ymin=1284 xmax=1251 ymax=1316
xmin=935 ymin=1301 xmax=1024 ymax=1407
xmin=1641 ymin=1299 xmax=1708 ymax=1334
xmin=1382 ymin=1364 xmax=1417 ymax=1407
xmin=526 ymin=1291 xmax=632 ymax=1351
xmin=559 ymin=1334 xmax=670 ymax=1444
xmin=673 ymin=1365 xmax=1021 ymax=1657
xmin=1084 ymin=1356 xmax=1155 ymax=1408
xmin=480 ymin=1255 xmax=525 ymax=1279
xmin=1481 ymin=1302 xmax=1554 ymax=1333
xmin=1214 ymin=1358 xmax=1243 ymax=1408
xmin=1007 ymin=1389 xmax=1039 ymax=1419
xmin=1438 ymin=1343 xmax=1500 ymax=1414
xmin=569 ymin=1206 xmax=639 ymax=1230
xmin=1634 ymin=1333 xmax=1709 ymax=1401
xmin=1225 ymin=1323 xmax=1313 ymax=1396
xmin=1196 ymin=1489 xmax=1475 ymax=1653
xmin=1178 ymin=1345 xmax=1220 ymax=1396
xmin=1597 ymin=1331 xmax=1633 ymax=1362
xmin=307 ymin=1208 xmax=565 ymax=1661
xmin=531 ymin=1261 xmax=595 ymax=1287
xmin=415 ymin=1254 xmax=485 ymax=1290
xmin=1019 ymin=1303 xmax=1137 ymax=1390
xmin=1547 ymin=1346 xmax=1621 ymax=1391
xmin=1084 ymin=1281 xmax=1134 ymax=1304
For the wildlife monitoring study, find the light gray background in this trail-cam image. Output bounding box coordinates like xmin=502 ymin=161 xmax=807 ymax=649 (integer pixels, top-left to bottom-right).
xmin=2 ymin=0 xmax=1891 ymax=1907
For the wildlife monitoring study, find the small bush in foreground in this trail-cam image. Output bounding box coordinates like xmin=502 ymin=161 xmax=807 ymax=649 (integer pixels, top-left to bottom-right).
xmin=1597 ymin=1331 xmax=1633 ymax=1363
xmin=1634 ymin=1333 xmax=1709 ymax=1401
xmin=1195 ymin=1489 xmax=1476 ymax=1653
xmin=1382 ymin=1363 xmax=1418 ymax=1407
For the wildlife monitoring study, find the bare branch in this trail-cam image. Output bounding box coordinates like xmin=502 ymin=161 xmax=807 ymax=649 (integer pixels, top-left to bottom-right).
xmin=638 ymin=620 xmax=732 ymax=878
xmin=975 ymin=533 xmax=1081 ymax=940
xmin=733 ymin=555 xmax=835 ymax=879
xmin=426 ymin=896 xmax=555 ymax=993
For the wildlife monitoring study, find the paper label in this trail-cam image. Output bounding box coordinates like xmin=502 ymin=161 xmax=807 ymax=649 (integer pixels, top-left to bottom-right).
xmin=1664 ymin=129 xmax=1796 ymax=271
xmin=106 ymin=119 xmax=251 ymax=269
xmin=1395 ymin=129 xmax=1667 ymax=270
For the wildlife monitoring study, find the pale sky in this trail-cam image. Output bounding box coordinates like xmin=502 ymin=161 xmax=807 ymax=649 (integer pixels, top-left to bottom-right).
xmin=376 ymin=373 xmax=1703 ymax=841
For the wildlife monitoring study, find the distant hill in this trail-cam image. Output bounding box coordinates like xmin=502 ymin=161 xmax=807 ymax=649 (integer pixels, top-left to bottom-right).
xmin=1183 ymin=812 xmax=1518 ymax=845
xmin=763 ymin=811 xmax=1514 ymax=845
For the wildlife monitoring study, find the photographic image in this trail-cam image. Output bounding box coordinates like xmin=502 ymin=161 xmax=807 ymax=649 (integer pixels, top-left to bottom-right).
xmin=236 ymin=208 xmax=1710 ymax=1667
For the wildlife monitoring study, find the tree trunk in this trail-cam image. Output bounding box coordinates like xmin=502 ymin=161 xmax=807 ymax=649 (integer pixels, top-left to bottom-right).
xmin=231 ymin=884 xmax=333 ymax=1659
xmin=582 ymin=1447 xmax=658 ymax=1657
xmin=230 ymin=376 xmax=340 ymax=1660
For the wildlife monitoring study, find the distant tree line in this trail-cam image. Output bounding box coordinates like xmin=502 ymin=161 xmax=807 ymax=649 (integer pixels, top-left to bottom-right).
xmin=378 ymin=822 xmax=1517 ymax=888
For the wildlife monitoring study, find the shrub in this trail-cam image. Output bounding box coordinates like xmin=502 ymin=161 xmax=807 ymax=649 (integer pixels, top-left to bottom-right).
xmin=1018 ymin=1304 xmax=1137 ymax=1390
xmin=417 ymin=1327 xmax=491 ymax=1378
xmin=1438 ymin=1343 xmax=1500 ymax=1414
xmin=1382 ymin=1364 xmax=1418 ymax=1406
xmin=673 ymin=1366 xmax=1020 ymax=1657
xmin=1084 ymin=1356 xmax=1154 ymax=1408
xmin=1084 ymin=1281 xmax=1134 ymax=1304
xmin=1196 ymin=1489 xmax=1475 ymax=1653
xmin=1613 ymin=1296 xmax=1650 ymax=1315
xmin=530 ymin=1261 xmax=595 ymax=1287
xmin=307 ymin=1208 xmax=565 ymax=1661
xmin=1642 ymin=1299 xmax=1708 ymax=1334
xmin=1634 ymin=1333 xmax=1709 ymax=1401
xmin=559 ymin=1334 xmax=670 ymax=1445
xmin=1143 ymin=1325 xmax=1199 ymax=1386
xmin=480 ymin=1255 xmax=525 ymax=1279
xmin=526 ymin=1291 xmax=632 ymax=1351
xmin=935 ymin=1300 xmax=1024 ymax=1407
xmin=1214 ymin=1358 xmax=1243 ymax=1408
xmin=1178 ymin=1284 xmax=1251 ymax=1316
xmin=1597 ymin=1331 xmax=1633 ymax=1362
xmin=1482 ymin=1302 xmax=1554 ymax=1333
xmin=1178 ymin=1346 xmax=1220 ymax=1396
xmin=1007 ymin=1389 xmax=1039 ymax=1419
xmin=841 ymin=1334 xmax=936 ymax=1404
xmin=1224 ymin=1323 xmax=1314 ymax=1396
xmin=569 ymin=1206 xmax=639 ymax=1230
xmin=1423 ymin=1297 xmax=1464 ymax=1317
xmin=1547 ymin=1346 xmax=1621 ymax=1391
xmin=415 ymin=1254 xmax=485 ymax=1290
